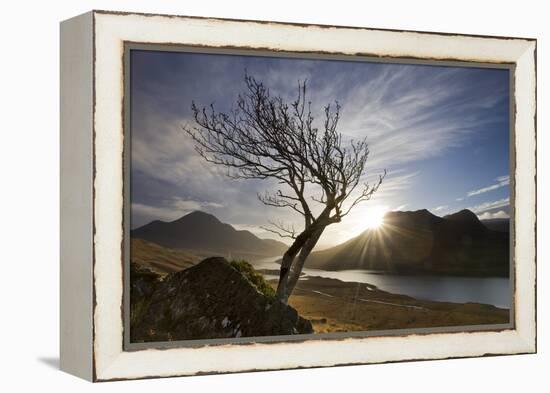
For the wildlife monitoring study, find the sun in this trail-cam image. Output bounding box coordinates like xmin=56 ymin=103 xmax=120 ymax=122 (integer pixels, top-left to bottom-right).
xmin=364 ymin=206 xmax=388 ymax=230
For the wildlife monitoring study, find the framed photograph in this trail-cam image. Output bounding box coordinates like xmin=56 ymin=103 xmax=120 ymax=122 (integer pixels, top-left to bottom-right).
xmin=60 ymin=10 xmax=537 ymax=381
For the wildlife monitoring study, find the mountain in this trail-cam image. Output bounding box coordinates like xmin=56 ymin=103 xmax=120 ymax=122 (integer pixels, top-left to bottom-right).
xmin=305 ymin=209 xmax=509 ymax=277
xmin=131 ymin=211 xmax=287 ymax=259
xmin=481 ymin=218 xmax=510 ymax=233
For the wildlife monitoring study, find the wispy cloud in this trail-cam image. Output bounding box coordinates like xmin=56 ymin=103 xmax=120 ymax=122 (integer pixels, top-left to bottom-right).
xmin=432 ymin=205 xmax=448 ymax=212
xmin=366 ymin=170 xmax=418 ymax=201
xmin=469 ymin=197 xmax=510 ymax=214
xmin=130 ymin=51 xmax=509 ymax=248
xmin=467 ymin=175 xmax=509 ymax=197
xmin=329 ymin=66 xmax=507 ymax=171
xmin=171 ymin=198 xmax=223 ymax=211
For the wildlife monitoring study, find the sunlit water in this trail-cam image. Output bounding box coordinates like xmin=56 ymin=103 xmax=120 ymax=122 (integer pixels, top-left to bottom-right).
xmin=253 ymin=257 xmax=510 ymax=309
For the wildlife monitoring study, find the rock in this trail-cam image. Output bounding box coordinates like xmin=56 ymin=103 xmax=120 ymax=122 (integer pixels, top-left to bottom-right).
xmin=131 ymin=257 xmax=313 ymax=342
xmin=130 ymin=263 xmax=162 ymax=300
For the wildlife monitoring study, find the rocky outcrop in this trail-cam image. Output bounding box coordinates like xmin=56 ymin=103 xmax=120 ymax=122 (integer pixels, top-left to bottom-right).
xmin=130 ymin=257 xmax=313 ymax=343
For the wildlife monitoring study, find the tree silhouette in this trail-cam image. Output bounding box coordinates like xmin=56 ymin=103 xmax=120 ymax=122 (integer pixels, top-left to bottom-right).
xmin=183 ymin=74 xmax=385 ymax=304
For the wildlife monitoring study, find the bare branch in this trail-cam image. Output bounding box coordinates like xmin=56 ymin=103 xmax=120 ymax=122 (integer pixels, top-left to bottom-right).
xmin=257 ymin=191 xmax=307 ymax=217
xmin=183 ymin=73 xmax=385 ymax=286
xmin=261 ymin=220 xmax=297 ymax=240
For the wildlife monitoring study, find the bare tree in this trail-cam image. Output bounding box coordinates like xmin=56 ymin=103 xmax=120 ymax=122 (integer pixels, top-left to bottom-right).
xmin=183 ymin=74 xmax=385 ymax=304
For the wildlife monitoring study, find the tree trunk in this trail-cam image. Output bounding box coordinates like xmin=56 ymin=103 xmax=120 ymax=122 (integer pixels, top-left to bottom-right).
xmin=275 ymin=220 xmax=322 ymax=301
xmin=276 ymin=210 xmax=331 ymax=304
xmin=275 ymin=250 xmax=297 ymax=301
xmin=284 ymin=227 xmax=325 ymax=301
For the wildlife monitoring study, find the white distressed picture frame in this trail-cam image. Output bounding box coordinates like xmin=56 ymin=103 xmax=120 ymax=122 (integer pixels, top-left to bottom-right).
xmin=60 ymin=10 xmax=536 ymax=382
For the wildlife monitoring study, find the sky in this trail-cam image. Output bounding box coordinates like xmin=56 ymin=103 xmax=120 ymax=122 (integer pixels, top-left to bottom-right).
xmin=130 ymin=49 xmax=511 ymax=249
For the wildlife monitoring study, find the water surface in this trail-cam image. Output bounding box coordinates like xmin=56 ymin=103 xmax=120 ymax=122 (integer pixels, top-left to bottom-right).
xmin=254 ymin=258 xmax=510 ymax=309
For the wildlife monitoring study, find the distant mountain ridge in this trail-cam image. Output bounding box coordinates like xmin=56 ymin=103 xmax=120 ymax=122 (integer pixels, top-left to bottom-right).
xmin=481 ymin=218 xmax=510 ymax=233
xmin=131 ymin=211 xmax=287 ymax=259
xmin=305 ymin=209 xmax=509 ymax=277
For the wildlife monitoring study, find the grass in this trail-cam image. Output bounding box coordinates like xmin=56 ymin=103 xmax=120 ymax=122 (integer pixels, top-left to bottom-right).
xmin=130 ymin=297 xmax=152 ymax=332
xmin=131 ymin=238 xmax=202 ymax=275
xmin=230 ymin=259 xmax=277 ymax=299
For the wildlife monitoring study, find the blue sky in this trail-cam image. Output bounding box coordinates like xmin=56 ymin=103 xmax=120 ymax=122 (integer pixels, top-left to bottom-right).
xmin=130 ymin=49 xmax=510 ymax=248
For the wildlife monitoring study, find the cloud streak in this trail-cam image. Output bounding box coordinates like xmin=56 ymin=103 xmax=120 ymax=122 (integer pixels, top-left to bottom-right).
xmin=469 ymin=198 xmax=510 ymax=214
xmin=467 ymin=175 xmax=509 ymax=197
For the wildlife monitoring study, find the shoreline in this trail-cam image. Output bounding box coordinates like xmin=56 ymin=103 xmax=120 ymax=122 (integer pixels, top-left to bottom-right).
xmin=268 ymin=275 xmax=509 ymax=333
xmin=257 ymin=267 xmax=510 ymax=309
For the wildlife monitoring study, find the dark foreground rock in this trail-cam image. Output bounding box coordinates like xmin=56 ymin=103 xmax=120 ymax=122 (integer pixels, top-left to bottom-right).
xmin=131 ymin=257 xmax=313 ymax=342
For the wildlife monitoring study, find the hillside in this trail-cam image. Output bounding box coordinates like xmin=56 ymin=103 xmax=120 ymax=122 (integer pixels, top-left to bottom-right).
xmin=305 ymin=209 xmax=509 ymax=277
xmin=131 ymin=211 xmax=287 ymax=259
xmin=130 ymin=238 xmax=203 ymax=275
xmin=481 ymin=218 xmax=510 ymax=233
